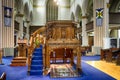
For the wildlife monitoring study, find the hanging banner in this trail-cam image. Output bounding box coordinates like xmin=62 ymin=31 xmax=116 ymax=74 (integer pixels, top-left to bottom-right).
xmin=96 ymin=8 xmax=103 ymax=26
xmin=4 ymin=6 xmax=12 ymax=27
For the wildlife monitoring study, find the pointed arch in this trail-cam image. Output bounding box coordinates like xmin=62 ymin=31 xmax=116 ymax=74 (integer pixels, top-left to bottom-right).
xmin=71 ymin=12 xmax=75 ymax=21
xmin=24 ymin=3 xmax=29 ymax=19
xmin=14 ymin=0 xmax=23 ymax=12
xmin=75 ymin=5 xmax=82 ymax=22
xmin=30 ymin=11 xmax=33 ymax=22
xmin=46 ymin=0 xmax=58 ymax=22
xmin=86 ymin=0 xmax=93 ymax=22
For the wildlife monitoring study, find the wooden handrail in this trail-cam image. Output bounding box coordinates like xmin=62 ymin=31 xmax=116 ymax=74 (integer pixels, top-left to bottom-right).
xmin=27 ymin=26 xmax=46 ymax=73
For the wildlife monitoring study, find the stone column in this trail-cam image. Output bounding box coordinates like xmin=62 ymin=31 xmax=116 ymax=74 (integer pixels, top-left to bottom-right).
xmin=16 ymin=13 xmax=24 ymax=39
xmin=93 ymin=0 xmax=109 ymax=55
xmin=82 ymin=15 xmax=88 ymax=46
xmin=0 ymin=0 xmax=14 ymax=56
xmin=0 ymin=0 xmax=2 ymax=48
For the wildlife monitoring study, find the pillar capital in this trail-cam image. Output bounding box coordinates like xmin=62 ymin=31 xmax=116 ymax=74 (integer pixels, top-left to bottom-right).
xmin=107 ymin=3 xmax=110 ymax=8
xmin=16 ymin=12 xmax=24 ymax=17
xmin=82 ymin=16 xmax=87 ymax=19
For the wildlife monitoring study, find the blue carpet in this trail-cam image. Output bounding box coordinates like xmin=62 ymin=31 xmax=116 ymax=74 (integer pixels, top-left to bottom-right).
xmin=30 ymin=46 xmax=43 ymax=75
xmin=81 ymin=55 xmax=100 ymax=61
xmin=0 ymin=56 xmax=116 ymax=80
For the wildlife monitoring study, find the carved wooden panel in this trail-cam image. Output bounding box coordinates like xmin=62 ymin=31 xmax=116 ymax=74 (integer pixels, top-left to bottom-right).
xmin=46 ymin=20 xmax=76 ymax=40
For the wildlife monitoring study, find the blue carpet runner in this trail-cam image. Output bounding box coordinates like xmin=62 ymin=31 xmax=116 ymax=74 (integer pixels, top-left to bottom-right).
xmin=30 ymin=45 xmax=43 ymax=75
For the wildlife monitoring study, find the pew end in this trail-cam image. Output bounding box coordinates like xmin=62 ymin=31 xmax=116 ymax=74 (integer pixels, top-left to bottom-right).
xmin=0 ymin=72 xmax=6 ymax=80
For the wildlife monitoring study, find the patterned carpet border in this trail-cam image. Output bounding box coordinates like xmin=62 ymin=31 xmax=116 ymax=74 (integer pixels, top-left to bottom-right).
xmin=50 ymin=64 xmax=79 ymax=78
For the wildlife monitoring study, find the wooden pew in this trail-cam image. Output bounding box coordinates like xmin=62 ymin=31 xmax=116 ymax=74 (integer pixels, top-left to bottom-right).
xmin=100 ymin=49 xmax=110 ymax=60
xmin=0 ymin=49 xmax=3 ymax=64
xmin=116 ymin=53 xmax=120 ymax=65
xmin=0 ymin=72 xmax=6 ymax=80
xmin=81 ymin=46 xmax=91 ymax=56
xmin=106 ymin=48 xmax=119 ymax=62
xmin=101 ymin=48 xmax=120 ymax=65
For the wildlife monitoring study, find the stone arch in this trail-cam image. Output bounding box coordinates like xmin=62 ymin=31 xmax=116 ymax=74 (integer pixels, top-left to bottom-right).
xmin=116 ymin=1 xmax=120 ymax=12
xmin=23 ymin=3 xmax=29 ymax=20
xmin=86 ymin=0 xmax=93 ymax=22
xmin=109 ymin=0 xmax=120 ymax=12
xmin=75 ymin=5 xmax=82 ymax=23
xmin=30 ymin=11 xmax=33 ymax=22
xmin=71 ymin=12 xmax=75 ymax=21
xmin=46 ymin=0 xmax=58 ymax=21
xmin=14 ymin=0 xmax=23 ymax=12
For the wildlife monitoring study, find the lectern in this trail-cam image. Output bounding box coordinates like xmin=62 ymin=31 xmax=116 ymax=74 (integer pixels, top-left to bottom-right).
xmin=17 ymin=38 xmax=27 ymax=57
xmin=10 ymin=38 xmax=28 ymax=66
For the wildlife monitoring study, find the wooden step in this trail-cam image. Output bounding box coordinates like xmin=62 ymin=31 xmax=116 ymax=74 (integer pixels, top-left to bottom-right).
xmin=10 ymin=63 xmax=26 ymax=66
xmin=10 ymin=57 xmax=27 ymax=66
xmin=13 ymin=57 xmax=27 ymax=60
xmin=12 ymin=60 xmax=26 ymax=63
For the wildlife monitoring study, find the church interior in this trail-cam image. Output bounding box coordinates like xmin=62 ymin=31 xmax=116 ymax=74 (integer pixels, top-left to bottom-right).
xmin=0 ymin=0 xmax=120 ymax=80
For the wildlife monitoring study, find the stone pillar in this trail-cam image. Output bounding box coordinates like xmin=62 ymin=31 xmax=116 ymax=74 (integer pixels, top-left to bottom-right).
xmin=93 ymin=0 xmax=109 ymax=55
xmin=0 ymin=0 xmax=14 ymax=56
xmin=16 ymin=13 xmax=24 ymax=39
xmin=0 ymin=0 xmax=2 ymax=48
xmin=82 ymin=16 xmax=88 ymax=46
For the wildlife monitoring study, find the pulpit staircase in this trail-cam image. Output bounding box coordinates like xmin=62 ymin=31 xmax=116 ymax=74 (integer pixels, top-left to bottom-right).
xmin=30 ymin=45 xmax=43 ymax=75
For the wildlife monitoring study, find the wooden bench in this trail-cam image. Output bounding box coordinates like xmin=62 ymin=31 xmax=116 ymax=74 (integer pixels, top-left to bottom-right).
xmin=81 ymin=46 xmax=91 ymax=56
xmin=101 ymin=48 xmax=120 ymax=65
xmin=116 ymin=53 xmax=120 ymax=65
xmin=0 ymin=72 xmax=6 ymax=80
xmin=100 ymin=49 xmax=110 ymax=60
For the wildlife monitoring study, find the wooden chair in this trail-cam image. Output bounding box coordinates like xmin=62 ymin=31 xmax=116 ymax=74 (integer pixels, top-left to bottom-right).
xmin=0 ymin=72 xmax=6 ymax=80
